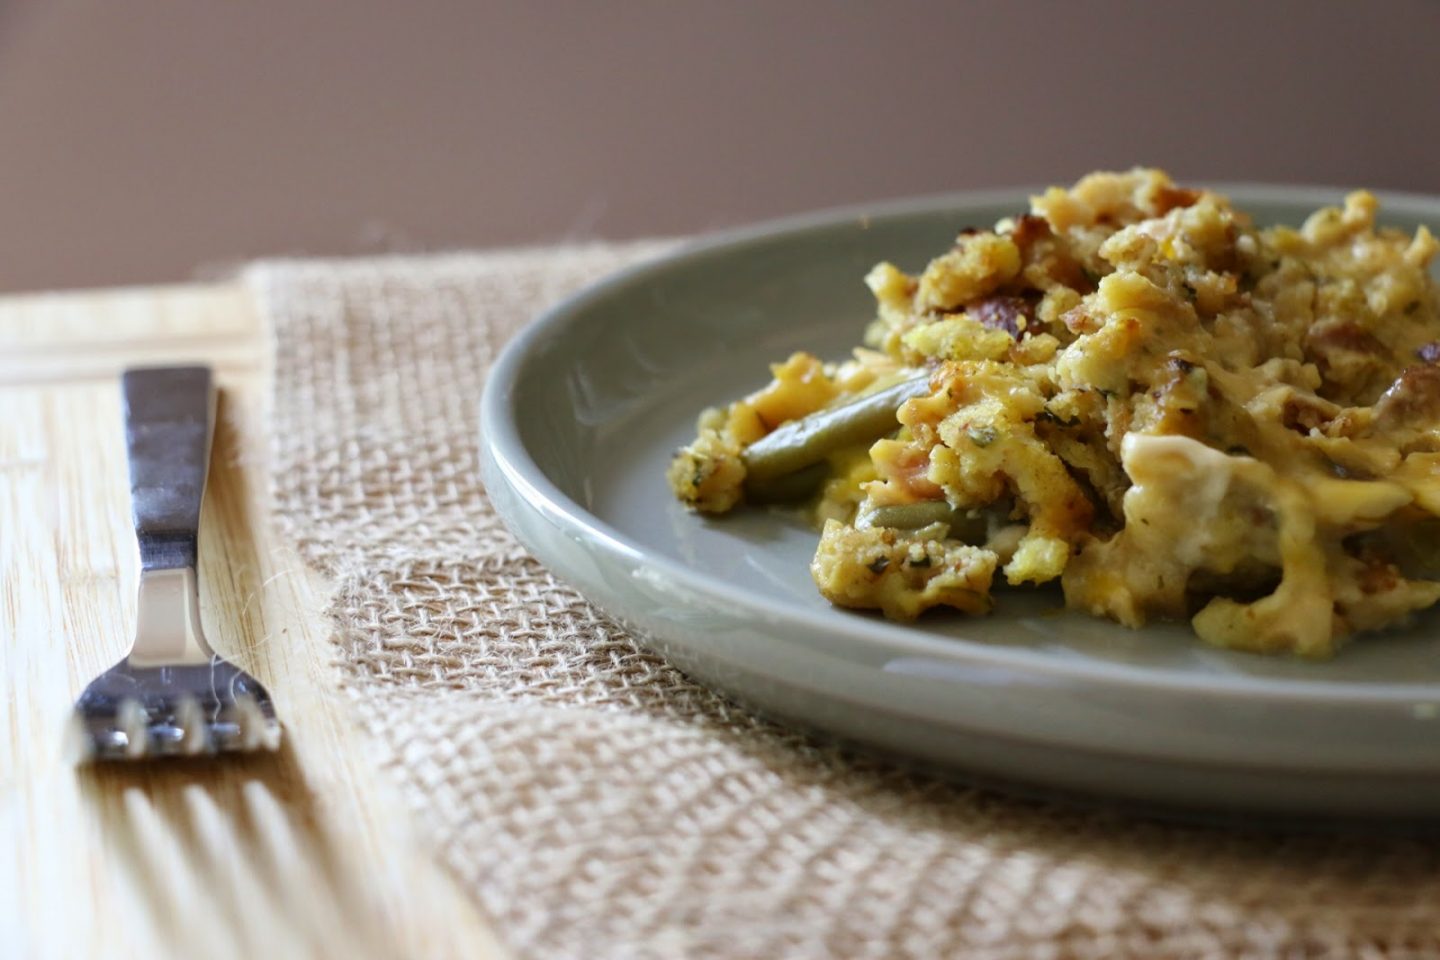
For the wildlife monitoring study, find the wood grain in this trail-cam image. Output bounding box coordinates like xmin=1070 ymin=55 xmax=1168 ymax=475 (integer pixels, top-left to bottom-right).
xmin=0 ymin=284 xmax=506 ymax=960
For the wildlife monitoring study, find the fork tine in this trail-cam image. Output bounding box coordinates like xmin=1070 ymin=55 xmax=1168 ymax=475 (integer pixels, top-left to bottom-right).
xmin=234 ymin=695 xmax=282 ymax=752
xmin=118 ymin=698 xmax=150 ymax=759
xmin=75 ymin=661 xmax=282 ymax=761
xmin=176 ymin=696 xmax=209 ymax=756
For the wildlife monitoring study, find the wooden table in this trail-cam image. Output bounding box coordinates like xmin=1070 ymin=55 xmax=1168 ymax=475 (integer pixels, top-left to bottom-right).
xmin=0 ymin=285 xmax=506 ymax=960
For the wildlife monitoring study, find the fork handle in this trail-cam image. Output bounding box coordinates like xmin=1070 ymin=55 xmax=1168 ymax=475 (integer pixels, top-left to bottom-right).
xmin=123 ymin=366 xmax=215 ymax=572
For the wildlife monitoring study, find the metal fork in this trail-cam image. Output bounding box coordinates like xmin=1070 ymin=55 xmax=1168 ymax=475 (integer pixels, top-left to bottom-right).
xmin=73 ymin=366 xmax=282 ymax=760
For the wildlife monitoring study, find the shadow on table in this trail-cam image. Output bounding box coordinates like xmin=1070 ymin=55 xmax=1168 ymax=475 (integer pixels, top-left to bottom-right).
xmin=76 ymin=741 xmax=396 ymax=960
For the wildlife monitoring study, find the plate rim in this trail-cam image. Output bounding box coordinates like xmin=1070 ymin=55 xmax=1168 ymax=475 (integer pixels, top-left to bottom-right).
xmin=481 ymin=182 xmax=1440 ymax=707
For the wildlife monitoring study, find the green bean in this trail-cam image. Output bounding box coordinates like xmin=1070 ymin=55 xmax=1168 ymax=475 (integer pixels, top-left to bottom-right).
xmin=744 ymin=461 xmax=830 ymax=504
xmin=855 ymin=501 xmax=988 ymax=543
xmin=742 ymin=374 xmax=930 ymax=483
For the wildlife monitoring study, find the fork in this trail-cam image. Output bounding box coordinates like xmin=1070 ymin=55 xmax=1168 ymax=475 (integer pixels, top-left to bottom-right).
xmin=73 ymin=366 xmax=282 ymax=760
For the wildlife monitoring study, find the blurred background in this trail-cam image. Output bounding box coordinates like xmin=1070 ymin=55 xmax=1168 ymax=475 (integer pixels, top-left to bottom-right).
xmin=0 ymin=0 xmax=1437 ymax=293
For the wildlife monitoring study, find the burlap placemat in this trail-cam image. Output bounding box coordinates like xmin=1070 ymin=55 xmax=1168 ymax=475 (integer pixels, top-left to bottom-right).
xmin=249 ymin=245 xmax=1440 ymax=960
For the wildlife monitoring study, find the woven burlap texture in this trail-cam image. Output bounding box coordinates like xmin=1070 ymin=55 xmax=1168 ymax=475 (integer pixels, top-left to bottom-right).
xmin=250 ymin=245 xmax=1440 ymax=960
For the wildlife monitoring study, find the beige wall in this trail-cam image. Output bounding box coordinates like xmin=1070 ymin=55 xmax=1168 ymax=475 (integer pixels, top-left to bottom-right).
xmin=0 ymin=0 xmax=1437 ymax=293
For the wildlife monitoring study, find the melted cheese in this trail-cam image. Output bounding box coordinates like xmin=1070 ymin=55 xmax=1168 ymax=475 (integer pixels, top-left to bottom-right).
xmin=671 ymin=168 xmax=1440 ymax=656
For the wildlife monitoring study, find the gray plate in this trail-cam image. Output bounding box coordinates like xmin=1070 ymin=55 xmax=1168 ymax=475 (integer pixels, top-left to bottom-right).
xmin=480 ymin=185 xmax=1440 ymax=817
